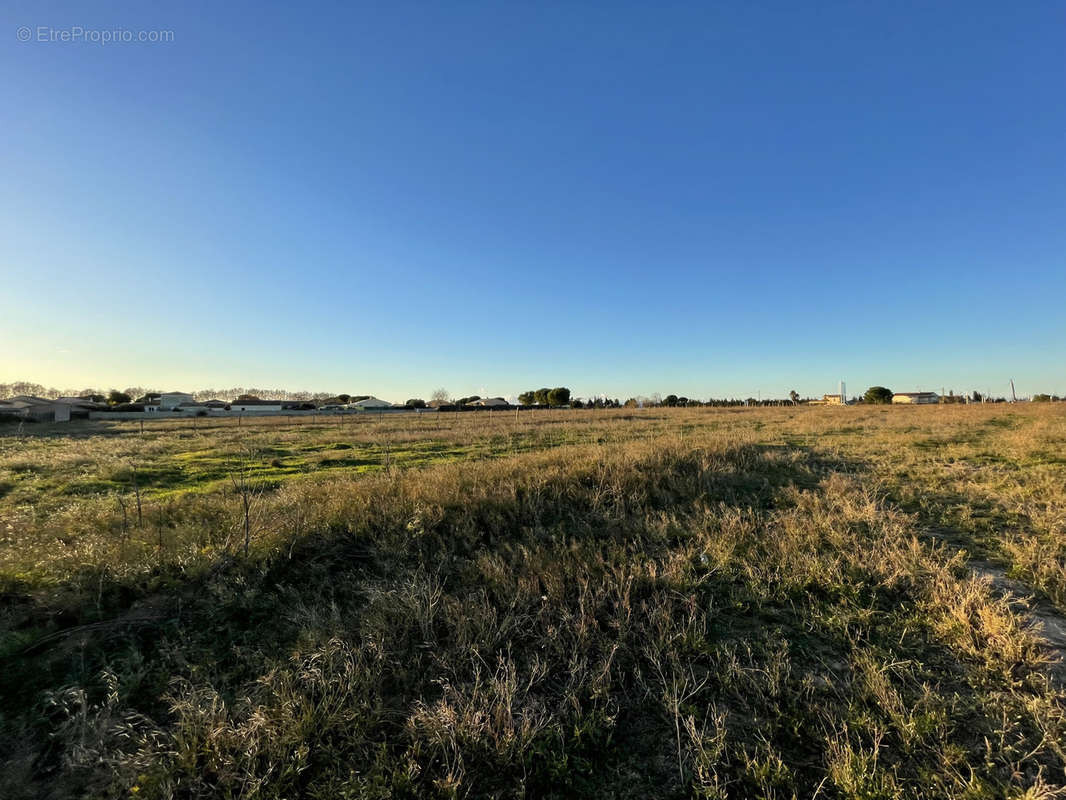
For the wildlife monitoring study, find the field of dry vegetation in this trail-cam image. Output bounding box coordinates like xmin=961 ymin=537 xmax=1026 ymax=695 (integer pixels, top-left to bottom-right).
xmin=1 ymin=404 xmax=1064 ymax=798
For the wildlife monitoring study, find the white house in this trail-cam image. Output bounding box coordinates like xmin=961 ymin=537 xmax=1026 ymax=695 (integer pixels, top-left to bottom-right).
xmin=349 ymin=396 xmax=393 ymax=409
xmin=472 ymin=397 xmax=509 ymax=407
xmin=230 ymin=399 xmax=284 ymax=413
xmin=159 ymin=392 xmax=195 ymax=410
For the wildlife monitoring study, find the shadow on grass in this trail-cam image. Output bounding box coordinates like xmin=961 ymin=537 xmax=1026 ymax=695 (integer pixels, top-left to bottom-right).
xmin=0 ymin=442 xmax=1060 ymax=798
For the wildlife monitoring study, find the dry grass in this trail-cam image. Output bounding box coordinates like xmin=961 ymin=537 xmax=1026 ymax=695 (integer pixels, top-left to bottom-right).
xmin=1 ymin=404 xmax=1064 ymax=798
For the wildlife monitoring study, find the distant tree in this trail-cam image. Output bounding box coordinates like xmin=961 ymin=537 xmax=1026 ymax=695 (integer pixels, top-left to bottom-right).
xmin=405 ymin=398 xmax=427 ymax=408
xmin=547 ymin=387 xmax=571 ymax=406
xmin=570 ymin=398 xmax=584 ymax=409
xmin=337 ymin=394 xmax=351 ymax=403
xmin=789 ymin=390 xmax=800 ymax=404
xmin=864 ymin=386 xmax=893 ymax=404
xmin=534 ymin=388 xmax=550 ymax=405
xmin=1 ymin=382 xmax=41 ymax=398
xmin=664 ymin=394 xmax=679 ymax=407
xmin=1032 ymin=394 xmax=1052 ymax=403
xmin=518 ymin=391 xmax=535 ymax=405
xmin=431 ymin=388 xmax=450 ymax=405
xmin=108 ymin=390 xmax=131 ymax=406
xmin=971 ymin=391 xmax=983 ymax=403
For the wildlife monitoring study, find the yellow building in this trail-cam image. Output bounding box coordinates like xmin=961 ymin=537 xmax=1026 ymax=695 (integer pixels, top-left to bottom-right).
xmin=892 ymin=392 xmax=939 ymax=404
xmin=808 ymin=393 xmax=846 ymax=406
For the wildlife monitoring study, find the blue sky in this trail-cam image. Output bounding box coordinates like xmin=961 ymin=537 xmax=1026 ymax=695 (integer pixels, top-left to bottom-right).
xmin=2 ymin=1 xmax=1063 ymax=401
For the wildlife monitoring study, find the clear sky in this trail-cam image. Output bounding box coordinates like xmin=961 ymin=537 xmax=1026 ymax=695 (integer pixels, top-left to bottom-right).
xmin=2 ymin=1 xmax=1063 ymax=401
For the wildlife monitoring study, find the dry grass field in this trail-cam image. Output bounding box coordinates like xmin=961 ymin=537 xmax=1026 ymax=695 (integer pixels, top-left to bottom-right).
xmin=1 ymin=404 xmax=1064 ymax=798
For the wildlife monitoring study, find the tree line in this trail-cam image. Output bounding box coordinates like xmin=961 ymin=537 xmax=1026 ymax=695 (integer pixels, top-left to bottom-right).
xmin=0 ymin=383 xmax=382 ymax=406
xmin=517 ymin=388 xmax=571 ymax=407
xmin=4 ymin=381 xmax=1061 ymax=408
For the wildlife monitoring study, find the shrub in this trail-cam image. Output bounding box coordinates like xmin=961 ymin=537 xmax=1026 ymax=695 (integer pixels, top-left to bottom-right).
xmin=547 ymin=387 xmax=571 ymax=406
xmin=863 ymin=386 xmax=893 ymax=404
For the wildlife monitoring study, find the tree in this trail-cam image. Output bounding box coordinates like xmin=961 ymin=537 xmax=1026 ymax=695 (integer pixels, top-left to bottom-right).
xmin=864 ymin=386 xmax=893 ymax=404
xmin=518 ymin=391 xmax=535 ymax=406
xmin=534 ymin=388 xmax=550 ymax=406
xmin=108 ymin=390 xmax=132 ymax=406
xmin=1032 ymin=394 xmax=1052 ymax=403
xmin=664 ymin=394 xmax=679 ymax=407
xmin=431 ymin=388 xmax=450 ymax=405
xmin=789 ymin=390 xmax=800 ymax=404
xmin=405 ymin=398 xmax=427 ymax=408
xmin=547 ymin=387 xmax=571 ymax=406
xmin=570 ymin=398 xmax=584 ymax=409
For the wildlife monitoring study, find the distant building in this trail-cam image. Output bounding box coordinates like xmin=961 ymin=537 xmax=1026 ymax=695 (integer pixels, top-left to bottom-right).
xmin=892 ymin=391 xmax=939 ymax=405
xmin=471 ymin=397 xmax=509 ymax=407
xmin=0 ymin=396 xmax=71 ymax=422
xmin=230 ymin=398 xmax=284 ymax=412
xmin=52 ymin=397 xmax=103 ymax=418
xmin=349 ymin=396 xmax=393 ymax=409
xmin=809 ymin=393 xmax=847 ymax=406
xmin=175 ymin=401 xmax=210 ymax=413
xmin=159 ymin=392 xmax=195 ymax=410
